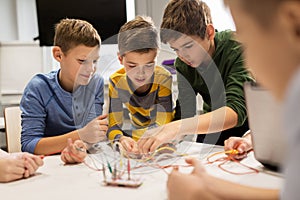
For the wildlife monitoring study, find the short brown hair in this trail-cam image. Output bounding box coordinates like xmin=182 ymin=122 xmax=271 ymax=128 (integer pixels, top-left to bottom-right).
xmin=118 ymin=16 xmax=159 ymax=56
xmin=54 ymin=18 xmax=101 ymax=53
xmin=160 ymin=0 xmax=212 ymax=43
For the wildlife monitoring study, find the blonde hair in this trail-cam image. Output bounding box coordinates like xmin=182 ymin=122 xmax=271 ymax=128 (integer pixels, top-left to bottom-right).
xmin=118 ymin=16 xmax=159 ymax=56
xmin=160 ymin=0 xmax=212 ymax=43
xmin=54 ymin=18 xmax=101 ymax=53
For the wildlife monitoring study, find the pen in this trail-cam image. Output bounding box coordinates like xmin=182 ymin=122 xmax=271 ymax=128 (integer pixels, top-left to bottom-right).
xmin=75 ymin=146 xmax=86 ymax=152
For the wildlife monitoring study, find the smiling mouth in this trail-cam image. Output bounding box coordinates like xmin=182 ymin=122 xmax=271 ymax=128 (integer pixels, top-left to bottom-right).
xmin=186 ymin=60 xmax=193 ymax=66
xmin=80 ymin=74 xmax=91 ymax=79
xmin=135 ymin=78 xmax=145 ymax=83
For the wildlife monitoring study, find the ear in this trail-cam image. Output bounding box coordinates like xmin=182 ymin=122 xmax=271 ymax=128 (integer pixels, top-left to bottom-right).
xmin=206 ymin=24 xmax=215 ymax=41
xmin=52 ymin=46 xmax=63 ymax=62
xmin=279 ymin=2 xmax=300 ymax=52
xmin=117 ymin=52 xmax=124 ymax=65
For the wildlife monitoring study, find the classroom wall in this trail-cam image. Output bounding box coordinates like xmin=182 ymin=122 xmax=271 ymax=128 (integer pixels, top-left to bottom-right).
xmin=0 ymin=0 xmax=234 ymax=108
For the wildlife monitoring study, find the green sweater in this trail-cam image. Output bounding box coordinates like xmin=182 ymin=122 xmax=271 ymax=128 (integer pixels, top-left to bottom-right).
xmin=175 ymin=30 xmax=253 ymax=145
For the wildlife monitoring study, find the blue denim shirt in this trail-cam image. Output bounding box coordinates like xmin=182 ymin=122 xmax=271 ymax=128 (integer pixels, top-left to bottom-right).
xmin=20 ymin=69 xmax=104 ymax=153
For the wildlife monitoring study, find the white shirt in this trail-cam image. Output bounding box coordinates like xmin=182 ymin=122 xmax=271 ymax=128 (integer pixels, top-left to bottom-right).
xmin=281 ymin=67 xmax=300 ymax=200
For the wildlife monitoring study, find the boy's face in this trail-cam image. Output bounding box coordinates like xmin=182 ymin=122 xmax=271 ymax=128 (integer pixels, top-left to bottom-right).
xmin=60 ymin=45 xmax=100 ymax=88
xmin=168 ymin=35 xmax=211 ymax=68
xmin=119 ymin=50 xmax=157 ymax=90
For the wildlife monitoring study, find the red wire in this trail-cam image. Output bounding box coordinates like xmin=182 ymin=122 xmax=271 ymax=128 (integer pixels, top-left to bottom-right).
xmin=206 ymin=151 xmax=259 ymax=175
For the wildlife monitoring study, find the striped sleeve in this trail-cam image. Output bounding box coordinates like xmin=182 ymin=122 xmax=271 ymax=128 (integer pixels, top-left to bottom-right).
xmin=155 ymin=74 xmax=174 ymax=126
xmin=107 ymin=78 xmax=124 ymax=141
xmin=131 ymin=68 xmax=175 ymax=141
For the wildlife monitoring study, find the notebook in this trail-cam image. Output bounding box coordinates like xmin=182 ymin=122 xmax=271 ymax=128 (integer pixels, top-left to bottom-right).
xmin=244 ymin=82 xmax=287 ymax=171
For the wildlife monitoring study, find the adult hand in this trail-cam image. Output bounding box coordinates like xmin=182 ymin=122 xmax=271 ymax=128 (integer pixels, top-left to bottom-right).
xmin=167 ymin=157 xmax=218 ymax=200
xmin=61 ymin=138 xmax=87 ymax=164
xmin=79 ymin=114 xmax=108 ymax=143
xmin=224 ymin=136 xmax=252 ymax=160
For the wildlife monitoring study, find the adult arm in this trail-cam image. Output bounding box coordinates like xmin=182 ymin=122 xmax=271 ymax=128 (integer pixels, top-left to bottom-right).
xmin=167 ymin=157 xmax=279 ymax=200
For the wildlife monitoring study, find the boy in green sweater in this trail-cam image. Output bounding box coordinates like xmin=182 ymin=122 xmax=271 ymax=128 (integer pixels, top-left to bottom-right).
xmin=138 ymin=0 xmax=253 ymax=153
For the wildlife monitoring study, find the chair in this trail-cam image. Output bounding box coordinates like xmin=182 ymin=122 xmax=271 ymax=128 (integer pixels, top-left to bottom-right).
xmin=4 ymin=106 xmax=22 ymax=152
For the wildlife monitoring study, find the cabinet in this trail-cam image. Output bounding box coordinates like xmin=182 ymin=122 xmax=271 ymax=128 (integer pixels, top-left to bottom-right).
xmin=0 ymin=42 xmax=44 ymax=106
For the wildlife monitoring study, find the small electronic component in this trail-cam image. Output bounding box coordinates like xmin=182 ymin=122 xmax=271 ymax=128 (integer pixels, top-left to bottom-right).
xmin=103 ymin=178 xmax=143 ymax=188
xmin=102 ymin=153 xmax=143 ymax=188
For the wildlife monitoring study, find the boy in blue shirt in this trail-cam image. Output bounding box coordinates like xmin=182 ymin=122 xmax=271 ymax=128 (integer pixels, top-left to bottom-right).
xmin=21 ymin=19 xmax=108 ymax=163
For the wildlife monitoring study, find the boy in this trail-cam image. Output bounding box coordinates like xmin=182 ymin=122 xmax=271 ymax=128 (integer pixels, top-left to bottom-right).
xmin=21 ymin=19 xmax=108 ymax=163
xmin=108 ymin=16 xmax=174 ymax=153
xmin=167 ymin=0 xmax=300 ymax=199
xmin=0 ymin=149 xmax=43 ymax=183
xmin=138 ymin=0 xmax=253 ymax=153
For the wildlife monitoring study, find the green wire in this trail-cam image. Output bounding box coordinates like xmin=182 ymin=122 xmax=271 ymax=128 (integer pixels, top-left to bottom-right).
xmin=107 ymin=162 xmax=113 ymax=174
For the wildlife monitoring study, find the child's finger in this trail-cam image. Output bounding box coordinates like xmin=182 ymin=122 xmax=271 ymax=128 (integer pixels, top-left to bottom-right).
xmin=131 ymin=142 xmax=139 ymax=153
xmin=61 ymin=150 xmax=76 ymax=164
xmin=237 ymin=143 xmax=247 ymax=154
xmin=122 ymin=140 xmax=132 ymax=152
xmin=185 ymin=157 xmax=205 ymax=175
xmin=23 ymin=170 xmax=30 ymax=178
xmin=66 ymin=138 xmax=73 ymax=150
xmin=24 ymin=158 xmax=36 ymax=175
xmin=73 ymin=140 xmax=86 ymax=152
xmin=32 ymin=155 xmax=44 ymax=166
xmin=61 ymin=153 xmax=67 ymax=163
xmin=98 ymin=114 xmax=108 ymax=120
xmin=235 ymin=153 xmax=248 ymax=160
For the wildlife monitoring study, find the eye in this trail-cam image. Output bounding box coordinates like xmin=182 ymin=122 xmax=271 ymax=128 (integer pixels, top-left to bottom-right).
xmin=145 ymin=63 xmax=155 ymax=68
xmin=93 ymin=60 xmax=98 ymax=64
xmin=78 ymin=59 xmax=86 ymax=64
xmin=184 ymin=44 xmax=193 ymax=49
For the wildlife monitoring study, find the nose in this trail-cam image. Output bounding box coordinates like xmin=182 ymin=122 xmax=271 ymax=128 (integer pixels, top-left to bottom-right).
xmin=83 ymin=62 xmax=96 ymax=74
xmin=177 ymin=49 xmax=189 ymax=61
xmin=136 ymin=66 xmax=145 ymax=75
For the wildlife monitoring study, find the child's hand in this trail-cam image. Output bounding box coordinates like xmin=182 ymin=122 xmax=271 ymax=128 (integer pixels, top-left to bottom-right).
xmin=120 ymin=136 xmax=139 ymax=153
xmin=0 ymin=152 xmax=44 ymax=182
xmin=10 ymin=152 xmax=44 ymax=178
xmin=224 ymin=136 xmax=252 ymax=159
xmin=79 ymin=114 xmax=108 ymax=143
xmin=19 ymin=153 xmax=44 ymax=178
xmin=0 ymin=158 xmax=25 ymax=182
xmin=61 ymin=138 xmax=87 ymax=164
